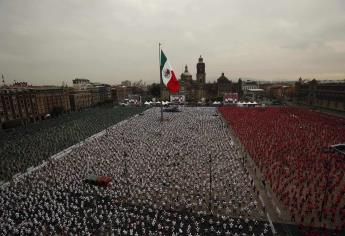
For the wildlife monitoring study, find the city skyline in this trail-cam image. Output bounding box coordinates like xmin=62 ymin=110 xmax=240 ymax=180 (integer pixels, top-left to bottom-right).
xmin=1 ymin=0 xmax=345 ymax=86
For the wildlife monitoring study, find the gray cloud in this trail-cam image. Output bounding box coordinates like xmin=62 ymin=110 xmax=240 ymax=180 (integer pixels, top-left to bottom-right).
xmin=0 ymin=0 xmax=344 ymax=86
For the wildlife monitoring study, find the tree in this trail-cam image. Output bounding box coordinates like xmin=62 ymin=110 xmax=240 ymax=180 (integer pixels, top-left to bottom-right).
xmin=148 ymin=83 xmax=161 ymax=98
xmin=211 ymin=96 xmax=223 ymax=102
xmin=51 ymin=107 xmax=64 ymax=117
xmin=238 ymin=78 xmax=243 ymax=98
xmin=133 ymin=79 xmax=146 ymax=88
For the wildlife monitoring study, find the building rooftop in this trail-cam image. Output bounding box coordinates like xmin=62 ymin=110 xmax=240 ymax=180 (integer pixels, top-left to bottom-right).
xmin=317 ymin=80 xmax=345 ymax=84
xmin=243 ymin=80 xmax=258 ymax=85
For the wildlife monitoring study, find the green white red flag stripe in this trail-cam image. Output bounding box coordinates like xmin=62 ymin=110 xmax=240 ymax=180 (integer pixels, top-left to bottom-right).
xmin=160 ymin=50 xmax=180 ymax=94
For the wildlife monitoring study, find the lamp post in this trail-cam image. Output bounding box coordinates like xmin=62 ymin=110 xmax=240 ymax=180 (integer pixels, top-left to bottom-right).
xmin=209 ymin=154 xmax=213 ymax=214
xmin=319 ymin=156 xmax=331 ymax=227
xmin=123 ymin=151 xmax=130 ymax=199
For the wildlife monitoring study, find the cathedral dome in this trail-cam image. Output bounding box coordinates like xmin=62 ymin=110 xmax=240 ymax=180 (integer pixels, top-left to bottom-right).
xmin=217 ymin=72 xmax=230 ymax=83
xmin=181 ymin=65 xmax=192 ymax=80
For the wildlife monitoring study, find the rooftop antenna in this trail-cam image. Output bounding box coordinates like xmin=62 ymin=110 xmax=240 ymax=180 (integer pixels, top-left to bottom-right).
xmin=1 ymin=74 xmax=5 ymax=86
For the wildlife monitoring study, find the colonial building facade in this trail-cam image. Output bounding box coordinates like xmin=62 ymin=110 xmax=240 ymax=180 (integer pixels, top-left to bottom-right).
xmin=0 ymin=87 xmax=37 ymax=124
xmin=0 ymin=85 xmax=71 ymax=128
xmin=71 ymin=79 xmax=111 ymax=110
xmin=295 ymin=78 xmax=345 ymax=111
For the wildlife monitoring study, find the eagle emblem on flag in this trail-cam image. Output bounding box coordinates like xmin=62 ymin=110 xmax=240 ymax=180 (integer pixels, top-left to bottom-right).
xmin=164 ymin=69 xmax=171 ymax=78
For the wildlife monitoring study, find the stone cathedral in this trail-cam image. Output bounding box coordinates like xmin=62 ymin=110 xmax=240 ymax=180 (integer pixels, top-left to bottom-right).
xmin=161 ymin=55 xmax=239 ymax=103
xmin=162 ymin=55 xmax=206 ymax=103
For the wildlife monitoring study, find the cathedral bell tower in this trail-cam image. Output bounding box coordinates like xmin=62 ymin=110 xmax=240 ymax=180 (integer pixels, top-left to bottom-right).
xmin=196 ymin=55 xmax=206 ymax=84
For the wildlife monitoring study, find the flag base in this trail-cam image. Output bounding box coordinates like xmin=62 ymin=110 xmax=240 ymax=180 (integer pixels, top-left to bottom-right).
xmin=159 ymin=117 xmax=170 ymax=122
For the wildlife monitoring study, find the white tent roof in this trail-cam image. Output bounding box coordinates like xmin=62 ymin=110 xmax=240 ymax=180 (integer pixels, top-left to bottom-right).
xmin=236 ymin=101 xmax=258 ymax=105
xmin=248 ymin=88 xmax=264 ymax=92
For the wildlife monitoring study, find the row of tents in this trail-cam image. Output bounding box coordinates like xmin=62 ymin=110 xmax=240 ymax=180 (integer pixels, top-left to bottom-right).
xmin=144 ymin=100 xmax=260 ymax=107
xmin=144 ymin=101 xmax=172 ymax=106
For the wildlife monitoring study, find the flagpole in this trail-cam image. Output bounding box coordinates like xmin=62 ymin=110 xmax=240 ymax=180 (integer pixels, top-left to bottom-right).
xmin=159 ymin=43 xmax=163 ymax=121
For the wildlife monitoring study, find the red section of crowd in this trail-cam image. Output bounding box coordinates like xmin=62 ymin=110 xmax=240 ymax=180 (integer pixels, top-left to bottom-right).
xmin=219 ymin=107 xmax=345 ymax=230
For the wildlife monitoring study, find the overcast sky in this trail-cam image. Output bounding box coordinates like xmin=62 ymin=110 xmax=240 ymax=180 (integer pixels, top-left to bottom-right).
xmin=1 ymin=0 xmax=345 ymax=86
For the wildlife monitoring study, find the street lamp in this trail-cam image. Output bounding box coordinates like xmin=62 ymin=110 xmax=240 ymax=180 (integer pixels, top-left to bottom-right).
xmin=209 ymin=154 xmax=213 ymax=215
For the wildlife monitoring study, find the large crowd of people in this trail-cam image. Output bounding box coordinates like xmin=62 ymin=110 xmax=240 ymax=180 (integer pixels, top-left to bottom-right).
xmin=0 ymin=106 xmax=146 ymax=181
xmin=219 ymin=106 xmax=345 ymax=231
xmin=0 ymin=107 xmax=271 ymax=235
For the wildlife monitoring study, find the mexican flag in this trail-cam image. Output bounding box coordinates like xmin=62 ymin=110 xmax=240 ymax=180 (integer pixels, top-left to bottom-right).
xmin=160 ymin=50 xmax=180 ymax=93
